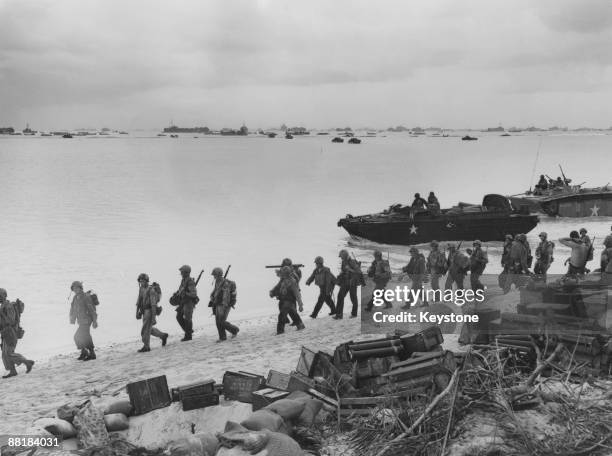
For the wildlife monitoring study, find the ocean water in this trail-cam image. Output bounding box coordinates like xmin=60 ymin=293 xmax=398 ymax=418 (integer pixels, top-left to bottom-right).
xmin=1 ymin=132 xmax=611 ymax=360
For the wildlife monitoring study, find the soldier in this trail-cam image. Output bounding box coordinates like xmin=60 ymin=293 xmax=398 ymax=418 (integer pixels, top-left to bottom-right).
xmin=402 ymin=247 xmax=427 ymax=308
xmin=469 ymin=240 xmax=488 ymax=291
xmin=278 ymin=258 xmax=301 ymax=326
xmin=502 ymin=234 xmax=531 ymax=293
xmin=605 ymin=225 xmax=612 ymax=249
xmin=411 ymin=193 xmax=428 ymax=210
xmin=534 ymin=232 xmax=555 ymax=281
xmin=445 ymin=244 xmax=469 ymax=290
xmin=335 ymin=250 xmax=362 ymax=319
xmin=270 ymin=266 xmax=305 ymax=334
xmin=0 ymin=289 xmax=34 ymax=378
xmin=173 ymin=265 xmax=198 ymax=341
xmin=305 ymin=256 xmax=336 ymax=318
xmin=501 ymin=234 xmax=514 ymax=271
xmin=427 ymin=241 xmax=447 ymax=290
xmin=580 ymin=228 xmax=593 ymax=263
xmin=69 ymin=281 xmax=98 ymax=361
xmin=559 ymin=231 xmax=589 ymax=276
xmin=136 ymin=273 xmax=168 ymax=352
xmin=210 ymin=267 xmax=239 ymax=342
xmin=536 ymin=174 xmax=548 ymax=191
xmin=427 ymin=192 xmax=441 ymax=215
xmin=365 ymin=250 xmax=392 ymax=311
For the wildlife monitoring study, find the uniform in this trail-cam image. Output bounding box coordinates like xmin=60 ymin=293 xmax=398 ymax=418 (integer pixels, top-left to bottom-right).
xmin=534 ymin=238 xmax=555 ymax=280
xmin=366 ymin=258 xmax=391 ymax=310
xmin=305 ymin=265 xmax=336 ymax=317
xmin=427 ymin=245 xmax=447 ymax=290
xmin=270 ymin=274 xmax=304 ymax=334
xmin=403 ymin=250 xmax=427 ymax=307
xmin=0 ymin=292 xmax=33 ymax=377
xmin=469 ymin=246 xmax=488 ymax=291
xmin=175 ymin=276 xmax=198 ymax=340
xmin=445 ymin=250 xmax=469 ymax=290
xmin=136 ymin=283 xmax=168 ymax=351
xmin=336 ymin=257 xmax=362 ymax=318
xmin=210 ymin=278 xmax=239 ymax=341
xmin=69 ymin=290 xmax=97 ymax=358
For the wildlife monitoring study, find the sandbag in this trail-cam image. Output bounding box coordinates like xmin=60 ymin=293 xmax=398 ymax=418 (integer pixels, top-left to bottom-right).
xmin=295 ymin=398 xmax=323 ymax=426
xmin=194 ymin=432 xmax=219 ymax=456
xmin=72 ymin=401 xmax=110 ymax=448
xmin=264 ymin=399 xmax=305 ymax=421
xmin=35 ymin=418 xmax=77 ymax=439
xmin=241 ymin=409 xmax=288 ymax=434
xmin=57 ymin=403 xmax=81 ymax=423
xmin=103 ymin=413 xmax=129 ymax=432
xmin=104 ymin=400 xmax=133 ymax=416
xmin=218 ymin=429 xmax=303 ymax=456
xmin=167 ymin=436 xmax=204 ymax=456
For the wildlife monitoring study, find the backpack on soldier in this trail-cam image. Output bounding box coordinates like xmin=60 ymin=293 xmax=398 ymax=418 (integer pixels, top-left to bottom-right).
xmin=14 ymin=299 xmax=25 ymax=339
xmin=151 ymin=282 xmax=163 ymax=315
xmin=227 ymin=280 xmax=237 ymax=308
xmin=86 ymin=290 xmax=100 ymax=306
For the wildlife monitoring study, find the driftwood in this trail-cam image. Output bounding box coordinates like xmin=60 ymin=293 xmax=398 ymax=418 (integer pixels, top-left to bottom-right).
xmin=374 ymin=368 xmax=459 ymax=456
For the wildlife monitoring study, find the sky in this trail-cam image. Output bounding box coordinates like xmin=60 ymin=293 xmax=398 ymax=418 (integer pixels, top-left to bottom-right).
xmin=1 ymin=0 xmax=612 ymax=130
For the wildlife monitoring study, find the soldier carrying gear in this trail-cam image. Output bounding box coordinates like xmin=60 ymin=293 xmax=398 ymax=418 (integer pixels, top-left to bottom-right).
xmin=69 ymin=281 xmax=98 ymax=361
xmin=210 ymin=267 xmax=239 ymax=342
xmin=136 ymin=273 xmax=168 ymax=353
xmin=427 ymin=240 xmax=447 ymax=291
xmin=411 ymin=193 xmax=428 ymax=210
xmin=305 ymin=256 xmax=337 ymax=318
xmin=0 ymin=288 xmax=34 ymax=379
xmin=174 ymin=265 xmax=198 ymax=341
xmin=402 ymin=247 xmax=427 ymax=308
xmin=534 ymin=232 xmax=555 ymax=282
xmin=469 ymin=240 xmax=488 ymax=291
xmin=501 ymin=234 xmax=514 ymax=270
xmin=270 ymin=266 xmax=305 ymax=335
xmin=366 ymin=250 xmax=392 ymax=311
xmin=335 ymin=250 xmax=362 ymax=319
xmin=445 ymin=244 xmax=469 ymax=291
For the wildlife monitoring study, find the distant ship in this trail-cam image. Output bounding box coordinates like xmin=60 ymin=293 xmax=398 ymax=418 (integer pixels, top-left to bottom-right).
xmin=462 ymin=135 xmax=478 ymax=141
xmin=486 ymin=126 xmax=505 ymax=132
xmin=331 ymin=137 xmax=344 ymax=143
xmin=220 ymin=125 xmax=248 ymax=136
xmin=23 ymin=123 xmax=37 ymax=135
xmin=164 ymin=125 xmax=210 ymax=134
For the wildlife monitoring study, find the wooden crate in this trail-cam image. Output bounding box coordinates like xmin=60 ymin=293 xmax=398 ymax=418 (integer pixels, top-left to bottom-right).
xmin=126 ymin=375 xmax=172 ymax=416
xmin=296 ymin=346 xmax=317 ymax=377
xmin=287 ymin=371 xmax=316 ymax=393
xmin=171 ymin=379 xmax=215 ymax=402
xmin=222 ymin=371 xmax=265 ymax=403
xmin=266 ymin=370 xmax=291 ymax=390
xmin=252 ymin=387 xmax=290 ymax=411
xmin=182 ymin=392 xmax=219 ymax=411
xmin=400 ymin=327 xmax=444 ymax=354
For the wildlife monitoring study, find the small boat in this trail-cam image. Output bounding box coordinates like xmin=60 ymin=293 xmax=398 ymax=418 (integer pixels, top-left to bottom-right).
xmin=157 ymin=133 xmax=166 ymax=137
xmin=285 ymin=133 xmax=293 ymax=139
xmin=337 ymin=194 xmax=538 ymax=245
xmin=170 ymin=134 xmax=179 ymax=138
xmin=62 ymin=134 xmax=73 ymax=138
xmin=317 ymin=132 xmax=330 ymax=135
xmin=462 ymin=135 xmax=478 ymax=141
xmin=348 ymin=137 xmax=361 ymax=144
xmin=331 ymin=137 xmax=344 ymax=143
xmin=501 ymin=133 xmax=511 ymax=137
xmin=267 ymin=132 xmax=277 ymax=138
xmin=40 ymin=133 xmax=52 ymax=137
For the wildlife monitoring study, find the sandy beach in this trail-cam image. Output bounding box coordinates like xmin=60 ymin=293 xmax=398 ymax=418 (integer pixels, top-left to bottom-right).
xmin=0 ymin=307 xmax=461 ymax=435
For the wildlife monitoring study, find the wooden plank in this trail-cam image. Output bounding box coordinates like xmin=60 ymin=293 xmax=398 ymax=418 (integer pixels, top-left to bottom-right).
xmin=340 ymin=396 xmax=400 ymax=406
xmin=382 ymin=359 xmax=440 ymax=378
xmin=307 ymin=388 xmax=338 ymax=408
xmin=389 ymin=351 xmax=445 ymax=370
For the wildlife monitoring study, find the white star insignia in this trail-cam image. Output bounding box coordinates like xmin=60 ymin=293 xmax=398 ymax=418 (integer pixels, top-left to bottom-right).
xmin=590 ymin=204 xmax=600 ymax=216
xmin=409 ymin=224 xmax=418 ymax=234
xmin=446 ymin=222 xmax=455 ymax=229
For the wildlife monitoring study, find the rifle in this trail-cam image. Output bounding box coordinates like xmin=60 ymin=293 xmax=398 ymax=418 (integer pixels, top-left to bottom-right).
xmin=584 ymin=237 xmax=595 ymax=269
xmin=170 ymin=268 xmax=203 ymax=307
xmin=195 ymin=269 xmax=204 ymax=286
xmin=209 ymin=265 xmax=232 ymax=310
xmin=265 ymin=264 xmax=304 ymax=268
xmin=559 ymin=164 xmax=570 ymax=186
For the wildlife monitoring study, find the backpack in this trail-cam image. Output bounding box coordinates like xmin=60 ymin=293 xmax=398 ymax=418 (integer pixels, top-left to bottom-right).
xmin=150 ymin=282 xmax=163 ymax=315
xmin=227 ymin=280 xmax=237 ymax=308
xmin=86 ymin=290 xmax=99 ymax=306
xmin=14 ymin=299 xmax=25 ymax=339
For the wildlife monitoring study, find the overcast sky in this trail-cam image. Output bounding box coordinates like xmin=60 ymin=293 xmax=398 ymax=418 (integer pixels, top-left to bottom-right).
xmin=1 ymin=0 xmax=612 ymax=130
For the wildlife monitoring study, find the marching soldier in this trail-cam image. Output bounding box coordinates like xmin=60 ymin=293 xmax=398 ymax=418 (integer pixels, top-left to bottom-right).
xmin=402 ymin=247 xmax=427 ymax=308
xmin=501 ymin=234 xmax=514 ymax=271
xmin=469 ymin=240 xmax=488 ymax=291
xmin=270 ymin=266 xmax=305 ymax=334
xmin=503 ymin=234 xmax=531 ymax=293
xmin=210 ymin=267 xmax=239 ymax=342
xmin=534 ymin=232 xmax=555 ymax=281
xmin=366 ymin=250 xmax=392 ymax=311
xmin=136 ymin=273 xmax=168 ymax=352
xmin=445 ymin=244 xmax=469 ymax=290
xmin=335 ymin=250 xmax=362 ymax=319
xmin=173 ymin=265 xmax=198 ymax=341
xmin=427 ymin=240 xmax=447 ymax=290
xmin=0 ymin=289 xmax=34 ymax=378
xmin=305 ymin=256 xmax=336 ymax=318
xmin=69 ymin=281 xmax=98 ymax=361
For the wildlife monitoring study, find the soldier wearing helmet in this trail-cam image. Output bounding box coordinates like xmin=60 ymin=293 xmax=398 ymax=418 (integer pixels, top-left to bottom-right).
xmin=469 ymin=241 xmax=488 ymax=291
xmin=502 ymin=234 xmax=532 ymax=293
xmin=402 ymin=247 xmax=428 ymax=307
xmin=427 ymin=240 xmax=447 ymax=291
xmin=172 ymin=265 xmax=199 ymax=341
xmin=136 ymin=273 xmax=168 ymax=353
xmin=445 ymin=244 xmax=469 ymax=291
xmin=534 ymin=232 xmax=555 ymax=282
xmin=0 ymin=288 xmax=34 ymax=378
xmin=411 ymin=193 xmax=428 ymax=211
xmin=335 ymin=250 xmax=363 ymax=319
xmin=69 ymin=280 xmax=98 ymax=361
xmin=210 ymin=267 xmax=239 ymax=342
xmin=501 ymin=234 xmax=514 ymax=270
xmin=270 ymin=266 xmax=305 ymax=334
xmin=366 ymin=250 xmax=392 ymax=311
xmin=305 ymin=256 xmax=337 ymax=318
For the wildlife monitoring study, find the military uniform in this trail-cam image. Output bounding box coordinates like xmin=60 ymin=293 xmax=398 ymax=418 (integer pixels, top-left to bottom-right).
xmin=210 ymin=276 xmax=239 ymax=341
xmin=175 ymin=273 xmax=198 ymax=341
xmin=335 ymin=257 xmax=362 ymax=318
xmin=469 ymin=244 xmax=488 ymax=291
xmin=0 ymin=290 xmax=34 ymax=378
xmin=427 ymin=243 xmax=447 ymax=290
xmin=69 ymin=287 xmax=98 ymax=360
xmin=305 ymin=264 xmax=336 ymax=317
xmin=403 ymin=250 xmax=427 ymax=307
xmin=445 ymin=248 xmax=469 ymax=290
xmin=136 ymin=279 xmax=168 ymax=351
xmin=534 ymin=235 xmax=555 ymax=281
xmin=270 ymin=269 xmax=304 ymax=334
xmin=366 ymin=257 xmax=391 ymax=311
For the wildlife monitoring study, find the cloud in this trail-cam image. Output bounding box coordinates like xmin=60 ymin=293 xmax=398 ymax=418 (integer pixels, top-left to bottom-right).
xmin=536 ymin=0 xmax=612 ymax=33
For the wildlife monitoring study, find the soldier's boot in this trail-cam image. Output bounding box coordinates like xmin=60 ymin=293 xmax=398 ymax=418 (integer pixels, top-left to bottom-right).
xmin=181 ymin=334 xmax=192 ymax=342
xmin=161 ymin=333 xmax=168 ymax=347
xmin=296 ymin=323 xmax=306 ymax=330
xmin=137 ymin=346 xmax=151 ymax=353
xmin=231 ymin=328 xmax=239 ymax=339
xmin=2 ymin=369 xmax=18 ymax=379
xmin=25 ymin=360 xmax=34 ymax=373
xmin=77 ymin=349 xmax=88 ymax=360
xmin=86 ymin=349 xmax=96 ymax=361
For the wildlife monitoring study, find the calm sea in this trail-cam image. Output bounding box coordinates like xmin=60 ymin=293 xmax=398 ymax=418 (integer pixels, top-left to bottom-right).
xmin=1 ymin=132 xmax=611 ymax=359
